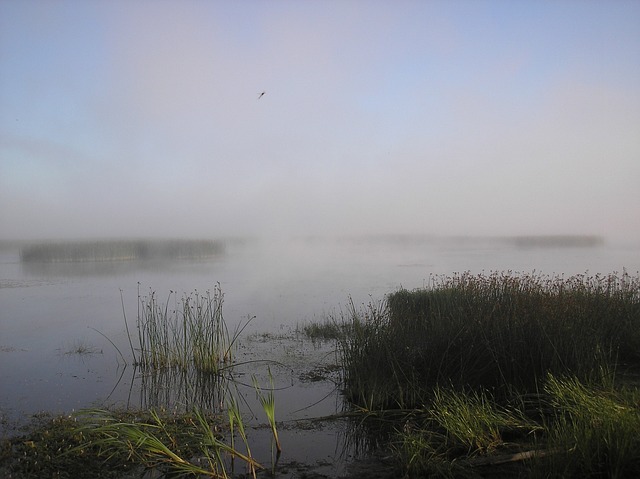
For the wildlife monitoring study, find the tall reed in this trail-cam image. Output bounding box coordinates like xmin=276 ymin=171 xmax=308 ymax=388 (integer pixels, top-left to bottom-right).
xmin=338 ymin=271 xmax=640 ymax=409
xmin=133 ymin=284 xmax=247 ymax=374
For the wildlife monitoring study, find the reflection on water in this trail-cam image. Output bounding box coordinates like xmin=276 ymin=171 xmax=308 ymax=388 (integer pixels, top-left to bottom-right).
xmin=132 ymin=367 xmax=231 ymax=412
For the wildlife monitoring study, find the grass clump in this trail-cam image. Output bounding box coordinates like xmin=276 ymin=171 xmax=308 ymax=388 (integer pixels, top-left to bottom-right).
xmin=338 ymin=271 xmax=640 ymax=408
xmin=73 ymin=408 xmax=261 ymax=479
xmin=429 ymin=387 xmax=528 ymax=454
xmin=61 ymin=339 xmax=102 ymax=356
xmin=533 ymin=374 xmax=640 ymax=478
xmin=391 ymin=375 xmax=640 ymax=478
xmin=131 ymin=283 xmax=248 ymax=374
xmin=0 ymin=412 xmax=139 ymax=479
xmin=391 ymin=386 xmax=537 ymax=478
xmin=329 ymin=271 xmax=640 ymax=477
xmin=301 ymin=319 xmax=350 ymax=341
xmin=1 ymin=407 xmax=263 ymax=479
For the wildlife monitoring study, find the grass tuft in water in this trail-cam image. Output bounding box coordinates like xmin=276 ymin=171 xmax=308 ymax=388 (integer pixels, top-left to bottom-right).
xmin=131 ymin=283 xmax=250 ymax=374
xmin=226 ymin=395 xmax=257 ymax=479
xmin=61 ymin=339 xmax=102 ymax=356
xmin=301 ymin=318 xmax=350 ymax=341
xmin=252 ymin=368 xmax=282 ymax=454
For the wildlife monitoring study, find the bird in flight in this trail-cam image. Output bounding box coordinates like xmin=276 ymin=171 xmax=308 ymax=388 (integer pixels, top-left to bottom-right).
xmin=258 ymin=91 xmax=266 ymax=100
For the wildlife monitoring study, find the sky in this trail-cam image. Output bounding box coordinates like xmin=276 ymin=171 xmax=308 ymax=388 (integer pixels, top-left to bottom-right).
xmin=1 ymin=0 xmax=639 ymax=241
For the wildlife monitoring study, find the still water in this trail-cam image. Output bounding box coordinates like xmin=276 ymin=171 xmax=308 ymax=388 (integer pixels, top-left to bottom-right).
xmin=1 ymin=235 xmax=638 ymax=469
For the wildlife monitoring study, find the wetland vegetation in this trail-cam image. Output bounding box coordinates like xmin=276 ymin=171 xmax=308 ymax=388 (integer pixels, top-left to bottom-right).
xmin=2 ymin=270 xmax=639 ymax=478
xmin=20 ymin=239 xmax=225 ymax=263
xmin=330 ymin=271 xmax=640 ymax=477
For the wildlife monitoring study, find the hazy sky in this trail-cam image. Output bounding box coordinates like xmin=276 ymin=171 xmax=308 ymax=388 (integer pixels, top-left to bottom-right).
xmin=1 ymin=0 xmax=639 ymax=241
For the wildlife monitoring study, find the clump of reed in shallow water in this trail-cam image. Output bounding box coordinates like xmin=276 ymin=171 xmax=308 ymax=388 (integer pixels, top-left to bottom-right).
xmin=336 ymin=271 xmax=640 ymax=409
xmin=132 ymin=283 xmax=249 ymax=374
xmin=318 ymin=271 xmax=640 ymax=477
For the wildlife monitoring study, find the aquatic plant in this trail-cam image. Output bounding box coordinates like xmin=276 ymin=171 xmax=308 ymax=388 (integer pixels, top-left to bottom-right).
xmin=337 ymin=271 xmax=640 ymax=409
xmin=252 ymin=368 xmax=282 ymax=454
xmin=301 ymin=318 xmax=350 ymax=341
xmin=533 ymin=373 xmax=640 ymax=478
xmin=226 ymin=395 xmax=256 ymax=479
xmin=73 ymin=407 xmax=262 ymax=479
xmin=429 ymin=387 xmax=529 ymax=454
xmin=390 ymin=373 xmax=640 ymax=478
xmin=325 ymin=271 xmax=640 ymax=476
xmin=131 ymin=283 xmax=250 ymax=374
xmin=61 ymin=339 xmax=101 ymax=356
xmin=0 ymin=412 xmax=139 ymax=478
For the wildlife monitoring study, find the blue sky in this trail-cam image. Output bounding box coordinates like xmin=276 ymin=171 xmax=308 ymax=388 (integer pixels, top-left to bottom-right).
xmin=1 ymin=0 xmax=639 ymax=240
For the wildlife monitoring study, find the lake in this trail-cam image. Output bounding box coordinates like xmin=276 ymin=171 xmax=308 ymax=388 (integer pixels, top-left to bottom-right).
xmin=1 ymin=235 xmax=638 ymax=474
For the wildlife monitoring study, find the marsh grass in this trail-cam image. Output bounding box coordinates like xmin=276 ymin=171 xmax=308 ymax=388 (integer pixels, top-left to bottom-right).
xmin=61 ymin=339 xmax=102 ymax=356
xmin=321 ymin=271 xmax=640 ymax=476
xmin=132 ymin=283 xmax=250 ymax=374
xmin=429 ymin=387 xmax=531 ymax=454
xmin=337 ymin=271 xmax=640 ymax=409
xmin=301 ymin=319 xmax=350 ymax=341
xmin=390 ymin=374 xmax=640 ymax=478
xmin=252 ymin=368 xmax=282 ymax=454
xmin=532 ymin=374 xmax=640 ymax=478
xmin=388 ymin=386 xmax=537 ymax=478
xmin=226 ymin=395 xmax=258 ymax=479
xmin=73 ymin=407 xmax=261 ymax=479
xmin=0 ymin=412 xmax=139 ymax=479
xmin=58 ymin=283 xmax=268 ymax=478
